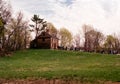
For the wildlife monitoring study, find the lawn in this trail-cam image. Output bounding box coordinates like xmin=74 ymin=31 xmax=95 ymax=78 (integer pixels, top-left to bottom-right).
xmin=0 ymin=49 xmax=120 ymax=83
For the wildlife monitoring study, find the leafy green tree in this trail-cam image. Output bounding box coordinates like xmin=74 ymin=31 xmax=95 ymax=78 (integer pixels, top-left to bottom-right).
xmin=104 ymin=35 xmax=120 ymax=53
xmin=59 ymin=28 xmax=72 ymax=47
xmin=46 ymin=22 xmax=58 ymax=36
xmin=104 ymin=35 xmax=115 ymax=49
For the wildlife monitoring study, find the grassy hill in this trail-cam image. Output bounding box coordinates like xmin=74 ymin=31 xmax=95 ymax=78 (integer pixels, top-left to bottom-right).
xmin=0 ymin=49 xmax=120 ymax=82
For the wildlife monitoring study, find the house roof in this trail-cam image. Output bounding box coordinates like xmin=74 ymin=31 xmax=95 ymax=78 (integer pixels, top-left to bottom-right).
xmin=37 ymin=31 xmax=59 ymax=39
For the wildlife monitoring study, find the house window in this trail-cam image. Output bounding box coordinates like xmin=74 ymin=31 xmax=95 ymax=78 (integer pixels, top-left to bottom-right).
xmin=43 ymin=32 xmax=45 ymax=36
xmin=42 ymin=38 xmax=45 ymax=42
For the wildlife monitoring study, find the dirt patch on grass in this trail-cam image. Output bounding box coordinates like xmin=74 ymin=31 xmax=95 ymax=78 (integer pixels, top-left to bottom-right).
xmin=0 ymin=79 xmax=120 ymax=84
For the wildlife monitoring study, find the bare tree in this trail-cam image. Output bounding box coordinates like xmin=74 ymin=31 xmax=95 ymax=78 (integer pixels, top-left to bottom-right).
xmin=0 ymin=0 xmax=11 ymax=56
xmin=82 ymin=24 xmax=93 ymax=51
xmin=82 ymin=24 xmax=104 ymax=52
xmin=74 ymin=33 xmax=80 ymax=48
xmin=7 ymin=12 xmax=31 ymax=51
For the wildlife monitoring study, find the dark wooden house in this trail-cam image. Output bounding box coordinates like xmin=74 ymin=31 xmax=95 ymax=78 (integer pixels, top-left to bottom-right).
xmin=30 ymin=31 xmax=59 ymax=49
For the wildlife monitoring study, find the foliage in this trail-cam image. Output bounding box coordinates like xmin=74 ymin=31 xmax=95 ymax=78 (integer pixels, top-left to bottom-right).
xmin=104 ymin=35 xmax=120 ymax=53
xmin=59 ymin=28 xmax=72 ymax=47
xmin=104 ymin=35 xmax=115 ymax=48
xmin=30 ymin=14 xmax=47 ymax=38
xmin=46 ymin=22 xmax=58 ymax=36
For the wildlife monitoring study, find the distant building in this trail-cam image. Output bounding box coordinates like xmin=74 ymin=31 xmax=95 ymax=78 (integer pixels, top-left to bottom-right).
xmin=30 ymin=31 xmax=59 ymax=49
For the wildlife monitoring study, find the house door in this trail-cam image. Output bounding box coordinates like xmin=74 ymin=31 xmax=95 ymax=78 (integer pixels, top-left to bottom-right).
xmin=54 ymin=43 xmax=56 ymax=49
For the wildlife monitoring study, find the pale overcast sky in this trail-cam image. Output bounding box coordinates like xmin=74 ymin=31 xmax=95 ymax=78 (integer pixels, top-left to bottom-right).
xmin=10 ymin=0 xmax=120 ymax=35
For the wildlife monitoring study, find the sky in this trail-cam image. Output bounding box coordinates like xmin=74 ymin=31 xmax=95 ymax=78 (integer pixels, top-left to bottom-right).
xmin=10 ymin=0 xmax=120 ymax=35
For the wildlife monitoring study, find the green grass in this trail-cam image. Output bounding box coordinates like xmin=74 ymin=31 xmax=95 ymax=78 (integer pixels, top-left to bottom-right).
xmin=0 ymin=49 xmax=120 ymax=82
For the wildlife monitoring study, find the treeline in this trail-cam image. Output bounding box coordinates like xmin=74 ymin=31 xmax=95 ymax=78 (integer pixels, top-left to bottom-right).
xmin=81 ymin=25 xmax=120 ymax=54
xmin=34 ymin=20 xmax=120 ymax=54
xmin=0 ymin=0 xmax=31 ymax=56
xmin=1 ymin=0 xmax=120 ymax=56
xmin=58 ymin=24 xmax=120 ymax=54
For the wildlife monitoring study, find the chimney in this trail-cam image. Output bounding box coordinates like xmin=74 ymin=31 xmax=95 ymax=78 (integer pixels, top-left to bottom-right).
xmin=46 ymin=28 xmax=50 ymax=34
